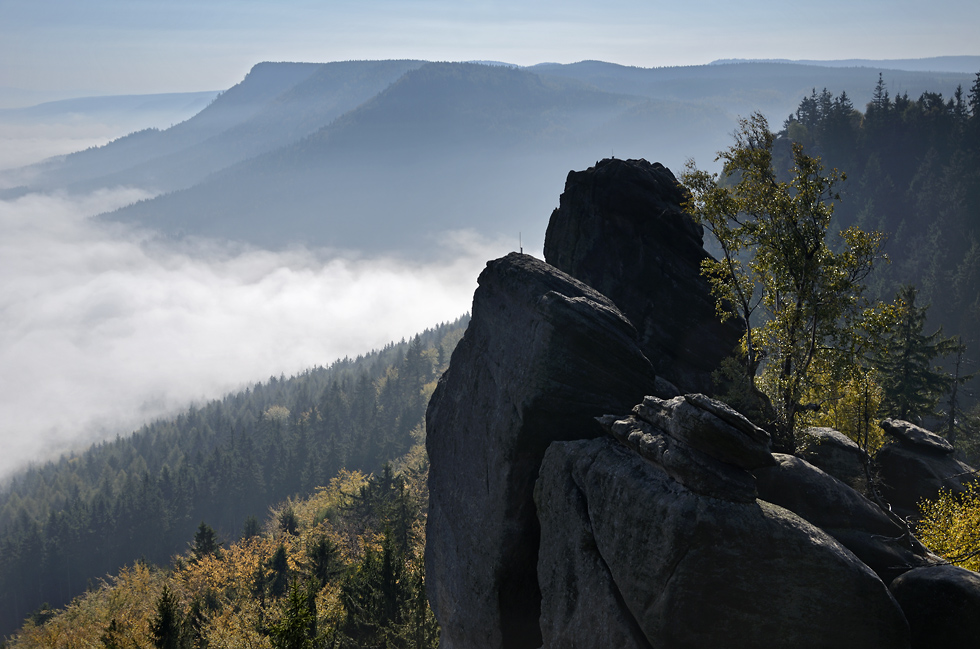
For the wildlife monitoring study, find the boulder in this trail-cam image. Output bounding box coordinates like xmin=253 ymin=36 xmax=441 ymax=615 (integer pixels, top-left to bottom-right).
xmin=543 ymin=158 xmax=742 ymax=395
xmin=756 ymin=454 xmax=941 ymax=584
xmin=599 ymin=393 xmax=774 ymax=503
xmin=890 ymin=565 xmax=980 ymax=649
xmin=875 ymin=419 xmax=976 ymax=518
xmin=535 ymin=437 xmax=911 ymax=649
xmin=425 ymin=252 xmax=659 ymax=649
xmin=799 ymin=426 xmax=869 ymax=493
xmin=881 ymin=419 xmax=955 ymax=454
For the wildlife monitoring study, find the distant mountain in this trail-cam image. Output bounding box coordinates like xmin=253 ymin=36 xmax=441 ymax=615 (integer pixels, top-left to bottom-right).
xmin=0 ymin=91 xmax=219 ymax=123
xmin=52 ymin=60 xmax=426 ymax=194
xmin=3 ymin=59 xmax=975 ymax=257
xmin=531 ymin=60 xmax=974 ymax=116
xmin=710 ymin=56 xmax=980 ymax=74
xmin=105 ymin=61 xmax=734 ymax=253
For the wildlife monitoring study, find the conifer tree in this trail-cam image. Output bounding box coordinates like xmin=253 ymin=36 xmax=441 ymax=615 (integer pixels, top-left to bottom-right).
xmin=876 ymin=286 xmax=962 ymax=423
xmin=268 ymin=580 xmax=315 ymax=649
xmin=150 ymin=585 xmax=185 ymax=649
xmin=191 ymin=522 xmax=221 ymax=561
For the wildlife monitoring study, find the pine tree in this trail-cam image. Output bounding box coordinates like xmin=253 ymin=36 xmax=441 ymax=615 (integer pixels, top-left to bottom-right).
xmin=191 ymin=522 xmax=221 ymax=561
xmin=876 ymin=286 xmax=961 ymax=422
xmin=150 ymin=585 xmax=186 ymax=649
xmin=268 ymin=580 xmax=315 ymax=649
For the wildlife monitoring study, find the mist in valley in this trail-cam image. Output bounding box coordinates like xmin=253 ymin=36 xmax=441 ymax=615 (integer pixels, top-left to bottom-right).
xmin=0 ymin=178 xmax=512 ymax=481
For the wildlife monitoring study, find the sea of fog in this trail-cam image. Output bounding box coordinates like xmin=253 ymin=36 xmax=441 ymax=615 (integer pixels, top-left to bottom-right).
xmin=0 ymin=128 xmax=517 ymax=481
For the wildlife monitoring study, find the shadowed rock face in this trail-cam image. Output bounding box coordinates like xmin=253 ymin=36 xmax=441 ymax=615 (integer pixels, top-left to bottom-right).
xmin=799 ymin=426 xmax=870 ymax=493
xmin=875 ymin=419 xmax=977 ymax=518
xmin=756 ymin=454 xmax=941 ymax=584
xmin=425 ymin=252 xmax=658 ymax=649
xmin=536 ymin=437 xmax=911 ymax=649
xmin=890 ymin=565 xmax=980 ymax=649
xmin=543 ymin=158 xmax=743 ymax=395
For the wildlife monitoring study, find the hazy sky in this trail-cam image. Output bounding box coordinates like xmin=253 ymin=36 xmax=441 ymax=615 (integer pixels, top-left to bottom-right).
xmin=2 ymin=0 xmax=979 ymax=103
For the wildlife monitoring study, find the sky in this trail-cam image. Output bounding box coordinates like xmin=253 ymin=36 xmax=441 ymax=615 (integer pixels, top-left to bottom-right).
xmin=0 ymin=0 xmax=978 ymax=478
xmin=2 ymin=0 xmax=979 ymax=105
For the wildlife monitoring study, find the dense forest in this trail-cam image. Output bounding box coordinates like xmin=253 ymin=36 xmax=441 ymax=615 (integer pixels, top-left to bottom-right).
xmin=0 ymin=317 xmax=467 ymax=639
xmin=778 ymin=73 xmax=980 ymax=360
xmin=7 ymin=464 xmax=437 ymax=648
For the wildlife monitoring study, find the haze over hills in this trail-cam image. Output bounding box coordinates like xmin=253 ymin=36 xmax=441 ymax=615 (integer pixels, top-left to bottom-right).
xmin=5 ymin=58 xmax=973 ymax=256
xmin=709 ymin=55 xmax=980 ymax=73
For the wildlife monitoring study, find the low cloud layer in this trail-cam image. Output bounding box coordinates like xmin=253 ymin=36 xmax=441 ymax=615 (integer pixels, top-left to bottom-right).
xmin=0 ymin=188 xmax=514 ymax=480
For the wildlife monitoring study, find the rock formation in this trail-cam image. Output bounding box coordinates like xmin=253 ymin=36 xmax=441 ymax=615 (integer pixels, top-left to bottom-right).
xmin=875 ymin=418 xmax=977 ymax=518
xmin=425 ymin=252 xmax=660 ymax=649
xmin=756 ymin=453 xmax=941 ymax=584
xmin=425 ymin=158 xmax=980 ymax=649
xmin=543 ymin=158 xmax=742 ymax=395
xmin=536 ymin=435 xmax=909 ymax=649
xmin=799 ymin=426 xmax=870 ymax=493
xmin=890 ymin=565 xmax=980 ymax=649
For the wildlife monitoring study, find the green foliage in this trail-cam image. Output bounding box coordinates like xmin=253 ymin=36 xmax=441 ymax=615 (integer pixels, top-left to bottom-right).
xmin=268 ymin=581 xmax=316 ymax=649
xmin=268 ymin=545 xmax=291 ymax=599
xmin=337 ymin=530 xmax=437 ymax=649
xmin=8 ymin=462 xmax=439 ymax=649
xmin=916 ymin=483 xmax=980 ymax=571
xmin=876 ymin=286 xmax=964 ymax=423
xmin=191 ymin=522 xmax=222 ymax=562
xmin=308 ymin=535 xmax=345 ymax=589
xmin=150 ymin=585 xmax=186 ymax=649
xmin=279 ymin=507 xmax=300 ymax=537
xmin=683 ymin=112 xmax=885 ymax=451
xmin=778 ymin=75 xmax=980 ymax=422
xmin=241 ymin=515 xmax=261 ymax=540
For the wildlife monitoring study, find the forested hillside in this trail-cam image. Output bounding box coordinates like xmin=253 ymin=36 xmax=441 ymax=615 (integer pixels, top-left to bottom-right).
xmin=771 ymin=74 xmax=980 ymax=409
xmin=8 ymin=466 xmax=438 ymax=649
xmin=0 ymin=317 xmax=467 ymax=639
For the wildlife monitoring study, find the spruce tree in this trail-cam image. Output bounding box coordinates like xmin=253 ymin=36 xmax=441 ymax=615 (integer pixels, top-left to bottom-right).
xmin=150 ymin=585 xmax=185 ymax=649
xmin=876 ymin=286 xmax=961 ymax=422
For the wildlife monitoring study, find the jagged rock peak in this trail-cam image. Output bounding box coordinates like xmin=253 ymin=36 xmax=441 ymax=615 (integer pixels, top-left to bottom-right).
xmin=425 ymin=252 xmax=658 ymax=649
xmin=543 ymin=157 xmax=743 ymax=395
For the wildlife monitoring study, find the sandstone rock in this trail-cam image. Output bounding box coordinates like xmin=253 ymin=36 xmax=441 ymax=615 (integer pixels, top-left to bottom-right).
xmin=756 ymin=454 xmax=941 ymax=583
xmin=890 ymin=565 xmax=980 ymax=649
xmin=874 ymin=420 xmax=976 ymax=518
xmin=634 ymin=394 xmax=773 ymax=470
xmin=425 ymin=252 xmax=658 ymax=649
xmin=543 ymin=158 xmax=742 ymax=394
xmin=798 ymin=427 xmax=869 ymax=493
xmin=601 ymin=414 xmax=757 ymax=502
xmin=536 ymin=438 xmax=911 ymax=649
xmin=881 ymin=419 xmax=955 ymax=454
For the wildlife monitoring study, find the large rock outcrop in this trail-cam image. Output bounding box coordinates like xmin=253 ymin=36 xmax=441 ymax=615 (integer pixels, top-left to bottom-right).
xmin=756 ymin=454 xmax=941 ymax=584
xmin=875 ymin=419 xmax=977 ymax=517
xmin=543 ymin=158 xmax=742 ymax=394
xmin=425 ymin=252 xmax=659 ymax=649
xmin=424 ymin=158 xmax=980 ymax=649
xmin=535 ymin=433 xmax=910 ymax=649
